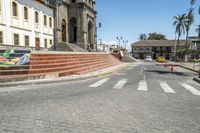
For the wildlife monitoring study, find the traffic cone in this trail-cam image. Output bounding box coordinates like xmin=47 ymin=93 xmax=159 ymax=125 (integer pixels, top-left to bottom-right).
xmin=164 ymin=63 xmax=167 ymax=68
xmin=171 ymin=65 xmax=174 ymax=73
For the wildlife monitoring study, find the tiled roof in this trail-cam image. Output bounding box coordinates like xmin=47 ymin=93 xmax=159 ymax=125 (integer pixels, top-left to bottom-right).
xmin=131 ymin=40 xmax=191 ymax=47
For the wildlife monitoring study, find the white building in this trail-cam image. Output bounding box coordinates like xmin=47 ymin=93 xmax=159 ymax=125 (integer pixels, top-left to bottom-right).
xmin=0 ymin=0 xmax=54 ymax=50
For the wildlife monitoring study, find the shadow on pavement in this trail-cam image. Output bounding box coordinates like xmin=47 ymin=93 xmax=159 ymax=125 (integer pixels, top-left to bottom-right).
xmin=145 ymin=70 xmax=190 ymax=77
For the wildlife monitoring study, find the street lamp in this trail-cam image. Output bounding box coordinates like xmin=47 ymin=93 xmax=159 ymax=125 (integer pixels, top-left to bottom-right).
xmin=116 ymin=36 xmax=123 ymax=48
xmin=123 ymin=40 xmax=128 ymax=50
xmin=97 ymin=22 xmax=102 ymax=52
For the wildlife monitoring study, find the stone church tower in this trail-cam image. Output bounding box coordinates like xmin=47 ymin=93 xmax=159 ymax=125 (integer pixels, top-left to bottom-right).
xmin=56 ymin=0 xmax=97 ymax=51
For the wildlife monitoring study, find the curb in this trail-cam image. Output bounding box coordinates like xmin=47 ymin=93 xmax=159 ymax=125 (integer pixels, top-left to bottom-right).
xmin=96 ymin=64 xmax=129 ymax=77
xmin=193 ymin=78 xmax=200 ymax=84
xmin=0 ymin=63 xmax=129 ymax=88
xmin=178 ymin=65 xmax=199 ymax=73
xmin=156 ymin=63 xmax=199 ymax=73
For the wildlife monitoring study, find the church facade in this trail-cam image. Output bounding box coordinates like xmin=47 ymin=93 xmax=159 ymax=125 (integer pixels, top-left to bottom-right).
xmin=56 ymin=0 xmax=97 ymax=51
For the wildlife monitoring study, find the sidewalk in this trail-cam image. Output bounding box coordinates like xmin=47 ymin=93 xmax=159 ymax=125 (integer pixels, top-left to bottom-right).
xmin=177 ymin=62 xmax=200 ymax=72
xmin=163 ymin=61 xmax=200 ymax=73
xmin=167 ymin=61 xmax=200 ymax=83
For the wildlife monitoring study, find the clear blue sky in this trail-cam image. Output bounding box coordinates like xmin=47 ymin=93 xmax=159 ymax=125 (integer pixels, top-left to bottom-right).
xmin=96 ymin=0 xmax=200 ymax=50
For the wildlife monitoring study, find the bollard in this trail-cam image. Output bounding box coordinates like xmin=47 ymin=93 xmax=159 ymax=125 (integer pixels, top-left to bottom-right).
xmin=164 ymin=63 xmax=167 ymax=68
xmin=171 ymin=65 xmax=174 ymax=73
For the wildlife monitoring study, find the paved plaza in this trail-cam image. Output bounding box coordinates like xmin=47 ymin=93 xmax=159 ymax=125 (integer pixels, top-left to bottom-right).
xmin=0 ymin=62 xmax=200 ymax=133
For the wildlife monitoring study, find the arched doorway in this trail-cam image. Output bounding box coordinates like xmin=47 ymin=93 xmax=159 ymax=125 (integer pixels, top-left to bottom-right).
xmin=62 ymin=19 xmax=66 ymax=42
xmin=88 ymin=21 xmax=93 ymax=49
xmin=69 ymin=18 xmax=77 ymax=43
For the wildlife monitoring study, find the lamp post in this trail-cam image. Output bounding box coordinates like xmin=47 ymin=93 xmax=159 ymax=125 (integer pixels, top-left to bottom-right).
xmin=123 ymin=40 xmax=128 ymax=50
xmin=116 ymin=36 xmax=123 ymax=49
xmin=97 ymin=22 xmax=102 ymax=52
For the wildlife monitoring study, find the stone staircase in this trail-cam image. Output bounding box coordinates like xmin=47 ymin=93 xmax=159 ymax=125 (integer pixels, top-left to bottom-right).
xmin=0 ymin=53 xmax=122 ymax=82
xmin=50 ymin=42 xmax=88 ymax=52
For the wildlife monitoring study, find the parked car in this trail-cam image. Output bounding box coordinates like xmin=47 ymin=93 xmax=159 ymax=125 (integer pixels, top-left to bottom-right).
xmin=144 ymin=56 xmax=153 ymax=62
xmin=157 ymin=56 xmax=166 ymax=62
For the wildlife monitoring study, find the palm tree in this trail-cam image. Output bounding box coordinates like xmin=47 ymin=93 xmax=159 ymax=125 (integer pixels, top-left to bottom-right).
xmin=185 ymin=8 xmax=194 ymax=62
xmin=191 ymin=0 xmax=200 ymax=13
xmin=173 ymin=14 xmax=188 ymax=57
xmin=139 ymin=34 xmax=147 ymax=41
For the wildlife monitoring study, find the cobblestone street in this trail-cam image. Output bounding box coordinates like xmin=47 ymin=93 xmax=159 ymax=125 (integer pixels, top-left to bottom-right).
xmin=0 ymin=62 xmax=200 ymax=133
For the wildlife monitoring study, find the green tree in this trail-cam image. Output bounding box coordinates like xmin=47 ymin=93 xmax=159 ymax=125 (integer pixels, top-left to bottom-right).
xmin=139 ymin=34 xmax=147 ymax=40
xmin=173 ymin=14 xmax=188 ymax=56
xmin=147 ymin=32 xmax=167 ymax=40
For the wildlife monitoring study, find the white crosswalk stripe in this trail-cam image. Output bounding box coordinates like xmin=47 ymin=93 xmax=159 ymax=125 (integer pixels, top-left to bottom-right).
xmin=89 ymin=78 xmax=109 ymax=88
xmin=113 ymin=79 xmax=127 ymax=89
xmin=181 ymin=83 xmax=200 ymax=96
xmin=159 ymin=81 xmax=175 ymax=93
xmin=89 ymin=78 xmax=200 ymax=96
xmin=137 ymin=80 xmax=148 ymax=91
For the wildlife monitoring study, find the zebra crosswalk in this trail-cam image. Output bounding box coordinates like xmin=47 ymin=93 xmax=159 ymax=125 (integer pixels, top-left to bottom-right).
xmin=89 ymin=78 xmax=109 ymax=88
xmin=113 ymin=79 xmax=127 ymax=89
xmin=181 ymin=83 xmax=200 ymax=96
xmin=89 ymin=78 xmax=200 ymax=96
xmin=159 ymin=81 xmax=175 ymax=94
xmin=137 ymin=80 xmax=148 ymax=91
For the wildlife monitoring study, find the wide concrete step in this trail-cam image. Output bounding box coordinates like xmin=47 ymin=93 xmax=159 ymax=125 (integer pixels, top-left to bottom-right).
xmin=29 ymin=60 xmax=114 ymax=75
xmin=0 ymin=53 xmax=121 ymax=83
xmin=30 ymin=58 xmax=107 ymax=69
xmin=30 ymin=54 xmax=108 ymax=59
xmin=0 ymin=59 xmax=114 ymax=75
xmin=0 ymin=61 xmax=117 ymax=82
xmin=30 ymin=56 xmax=108 ymax=61
xmin=0 ymin=65 xmax=29 ymax=70
xmin=30 ymin=57 xmax=110 ymax=65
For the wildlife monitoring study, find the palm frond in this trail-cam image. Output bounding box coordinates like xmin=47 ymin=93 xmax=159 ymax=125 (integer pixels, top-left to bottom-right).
xmin=191 ymin=0 xmax=196 ymax=5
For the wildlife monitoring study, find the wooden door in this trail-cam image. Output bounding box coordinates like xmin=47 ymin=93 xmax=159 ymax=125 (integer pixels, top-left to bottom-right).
xmin=35 ymin=38 xmax=40 ymax=50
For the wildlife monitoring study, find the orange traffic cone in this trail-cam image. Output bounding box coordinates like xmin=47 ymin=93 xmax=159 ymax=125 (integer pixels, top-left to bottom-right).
xmin=164 ymin=63 xmax=167 ymax=68
xmin=171 ymin=65 xmax=174 ymax=73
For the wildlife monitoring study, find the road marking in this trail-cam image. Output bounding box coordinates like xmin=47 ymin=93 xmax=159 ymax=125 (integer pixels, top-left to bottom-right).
xmin=113 ymin=79 xmax=127 ymax=89
xmin=137 ymin=80 xmax=148 ymax=91
xmin=130 ymin=64 xmax=138 ymax=67
xmin=140 ymin=65 xmax=144 ymax=75
xmin=143 ymin=75 xmax=146 ymax=80
xmin=89 ymin=78 xmax=109 ymax=88
xmin=115 ymin=73 xmax=127 ymax=76
xmin=159 ymin=81 xmax=175 ymax=93
xmin=181 ymin=83 xmax=200 ymax=96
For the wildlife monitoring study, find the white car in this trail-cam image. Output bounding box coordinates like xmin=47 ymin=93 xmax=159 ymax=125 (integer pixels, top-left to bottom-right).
xmin=144 ymin=56 xmax=153 ymax=62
